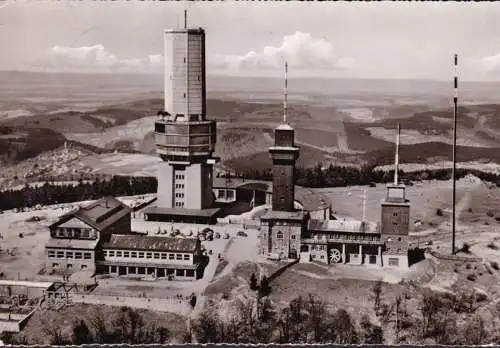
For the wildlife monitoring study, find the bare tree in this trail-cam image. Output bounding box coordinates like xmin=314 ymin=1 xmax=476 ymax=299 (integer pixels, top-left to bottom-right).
xmin=371 ymin=281 xmax=383 ymax=312
xmin=193 ymin=309 xmax=221 ymax=343
xmin=306 ymin=294 xmax=327 ymax=343
xmin=463 ymin=315 xmax=488 ymax=345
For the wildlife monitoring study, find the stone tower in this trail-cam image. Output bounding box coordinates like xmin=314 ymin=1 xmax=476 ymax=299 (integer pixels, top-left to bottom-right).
xmin=259 ymin=63 xmax=308 ymax=260
xmin=380 ymin=124 xmax=410 ymax=268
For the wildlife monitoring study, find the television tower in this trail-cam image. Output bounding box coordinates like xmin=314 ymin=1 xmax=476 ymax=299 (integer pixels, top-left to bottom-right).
xmin=452 ymin=53 xmax=458 ymax=255
xmin=145 ymin=11 xmax=219 ymax=224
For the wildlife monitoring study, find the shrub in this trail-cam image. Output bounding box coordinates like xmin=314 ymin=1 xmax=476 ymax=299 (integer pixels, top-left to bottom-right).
xmin=490 ymin=261 xmax=499 ymax=270
xmin=461 ymin=243 xmax=471 ymax=254
xmin=487 ymin=211 xmax=494 ymax=218
xmin=436 ymin=208 xmax=444 ymax=216
xmin=467 ymin=274 xmax=477 ymax=282
xmin=475 ymin=292 xmax=487 ymax=302
xmin=487 ymin=242 xmax=498 ymax=250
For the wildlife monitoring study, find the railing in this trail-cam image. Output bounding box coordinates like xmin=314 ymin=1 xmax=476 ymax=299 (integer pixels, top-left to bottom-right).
xmin=302 ymin=237 xmax=383 ymax=246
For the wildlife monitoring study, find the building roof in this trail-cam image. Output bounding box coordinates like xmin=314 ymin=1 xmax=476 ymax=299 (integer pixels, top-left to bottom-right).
xmin=276 ymin=123 xmax=294 ymax=131
xmin=213 ymin=177 xmax=271 ymax=191
xmin=212 ymin=178 xmax=329 ymax=211
xmin=45 ymin=238 xmax=99 ymax=250
xmin=260 ymin=210 xmax=308 ymax=221
xmin=102 ymin=234 xmax=199 ymax=252
xmin=0 ymin=280 xmax=55 ymax=289
xmin=49 ymin=196 xmax=131 ymax=231
xmin=143 ymin=206 xmax=220 ymax=217
xmin=309 ymin=218 xmax=379 ymax=234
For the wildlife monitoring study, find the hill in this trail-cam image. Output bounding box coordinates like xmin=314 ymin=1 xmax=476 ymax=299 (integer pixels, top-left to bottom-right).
xmin=0 ymin=126 xmax=67 ymax=163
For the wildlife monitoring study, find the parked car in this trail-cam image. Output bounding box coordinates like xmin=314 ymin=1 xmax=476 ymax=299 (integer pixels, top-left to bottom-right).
xmin=215 ymin=232 xmax=221 ymax=239
xmin=223 ymin=233 xmax=230 ymax=239
xmin=237 ymin=231 xmax=248 ymax=237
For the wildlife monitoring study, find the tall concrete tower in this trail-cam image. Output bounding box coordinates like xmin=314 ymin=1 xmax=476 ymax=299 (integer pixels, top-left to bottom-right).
xmin=260 ymin=63 xmax=307 ymax=260
xmin=380 ymin=124 xmax=410 ymax=268
xmin=145 ymin=20 xmax=219 ymax=224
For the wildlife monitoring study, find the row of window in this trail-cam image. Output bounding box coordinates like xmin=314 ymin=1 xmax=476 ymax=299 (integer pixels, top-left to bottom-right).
xmin=175 ymin=193 xmax=185 ymax=198
xmin=174 ymin=173 xmax=185 ymax=180
xmin=217 ymin=189 xmax=235 ymax=199
xmin=275 ymin=231 xmax=296 ymax=240
xmin=175 ymin=202 xmax=185 ymax=207
xmin=104 ymin=250 xmax=191 ymax=261
xmin=175 ymin=183 xmax=185 ymax=189
xmin=48 ymin=250 xmax=92 ymax=260
xmin=388 ymin=258 xmax=400 ymax=266
xmin=312 ymin=234 xmax=380 ymax=241
xmin=55 ymin=227 xmax=94 ymax=239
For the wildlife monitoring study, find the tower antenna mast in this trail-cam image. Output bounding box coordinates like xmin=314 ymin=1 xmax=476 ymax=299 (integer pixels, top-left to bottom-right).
xmin=362 ymin=187 xmax=367 ymax=222
xmin=394 ymin=123 xmax=401 ymax=185
xmin=452 ymin=53 xmax=458 ymax=255
xmin=284 ymin=61 xmax=288 ymax=124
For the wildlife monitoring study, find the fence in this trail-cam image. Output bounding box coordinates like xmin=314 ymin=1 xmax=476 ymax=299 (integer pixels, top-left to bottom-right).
xmin=429 ymin=251 xmax=482 ymax=263
xmin=132 ymin=197 xmax=157 ymax=212
xmin=71 ymin=294 xmax=192 ymax=315
xmin=267 ymin=259 xmax=300 ymax=283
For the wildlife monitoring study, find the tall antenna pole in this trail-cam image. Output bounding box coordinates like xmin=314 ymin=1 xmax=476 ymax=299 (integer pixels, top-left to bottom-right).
xmin=452 ymin=53 xmax=458 ymax=255
xmin=394 ymin=123 xmax=401 ymax=185
xmin=283 ymin=61 xmax=288 ymax=124
xmin=362 ymin=187 xmax=367 ymax=222
xmin=184 ymin=9 xmax=187 ymax=29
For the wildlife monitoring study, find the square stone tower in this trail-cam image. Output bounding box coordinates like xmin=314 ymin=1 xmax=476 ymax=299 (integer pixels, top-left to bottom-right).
xmin=380 ymin=124 xmax=410 ymax=268
xmin=259 ymin=63 xmax=308 ymax=260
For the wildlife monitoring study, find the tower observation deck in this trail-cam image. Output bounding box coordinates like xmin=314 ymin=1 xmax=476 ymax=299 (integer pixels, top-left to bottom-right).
xmin=145 ymin=26 xmax=219 ymax=224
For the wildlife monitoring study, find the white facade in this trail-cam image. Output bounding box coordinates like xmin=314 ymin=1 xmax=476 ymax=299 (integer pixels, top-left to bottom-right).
xmin=164 ymin=29 xmax=205 ymax=121
xmin=103 ymin=249 xmax=194 ymax=266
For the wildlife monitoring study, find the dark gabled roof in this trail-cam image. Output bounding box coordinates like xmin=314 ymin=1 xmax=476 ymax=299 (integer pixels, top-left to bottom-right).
xmin=49 ymin=196 xmax=131 ymax=231
xmin=260 ymin=210 xmax=308 ymax=221
xmin=143 ymin=206 xmax=220 ymax=217
xmin=102 ymin=234 xmax=199 ymax=252
xmin=45 ymin=238 xmax=99 ymax=250
xmin=212 ymin=177 xmax=330 ymax=211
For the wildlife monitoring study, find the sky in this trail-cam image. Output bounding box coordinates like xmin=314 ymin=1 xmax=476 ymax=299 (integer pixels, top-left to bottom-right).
xmin=2 ymin=1 xmax=500 ymax=81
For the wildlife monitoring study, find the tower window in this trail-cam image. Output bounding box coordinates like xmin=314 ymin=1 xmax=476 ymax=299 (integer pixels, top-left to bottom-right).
xmin=183 ymin=93 xmax=186 ymax=98
xmin=277 ymin=231 xmax=284 ymax=239
xmin=393 ymin=212 xmax=398 ymax=217
xmin=184 ymin=57 xmax=186 ymax=63
xmin=291 ymin=235 xmax=296 ymax=240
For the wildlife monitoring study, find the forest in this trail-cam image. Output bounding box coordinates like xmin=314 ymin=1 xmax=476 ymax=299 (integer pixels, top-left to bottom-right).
xmin=1 ymin=165 xmax=499 ymax=210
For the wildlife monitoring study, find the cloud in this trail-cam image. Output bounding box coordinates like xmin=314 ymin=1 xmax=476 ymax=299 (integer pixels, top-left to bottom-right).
xmin=210 ymin=31 xmax=355 ymax=72
xmin=476 ymin=52 xmax=500 ymax=73
xmin=34 ymin=44 xmax=163 ymax=73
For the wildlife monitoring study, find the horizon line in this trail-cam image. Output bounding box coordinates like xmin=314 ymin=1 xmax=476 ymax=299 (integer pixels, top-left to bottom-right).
xmin=1 ymin=69 xmax=499 ymax=84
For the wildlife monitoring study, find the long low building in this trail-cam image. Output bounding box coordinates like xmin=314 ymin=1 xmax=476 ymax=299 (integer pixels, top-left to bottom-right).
xmin=99 ymin=234 xmax=202 ymax=280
